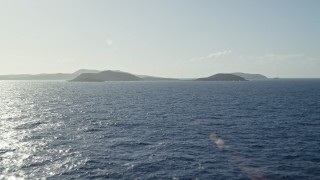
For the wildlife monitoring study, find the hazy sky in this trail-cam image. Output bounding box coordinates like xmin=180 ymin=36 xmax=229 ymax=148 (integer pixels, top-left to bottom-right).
xmin=1 ymin=0 xmax=319 ymax=78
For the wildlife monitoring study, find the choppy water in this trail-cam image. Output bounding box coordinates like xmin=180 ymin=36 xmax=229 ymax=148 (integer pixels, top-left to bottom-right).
xmin=0 ymin=80 xmax=320 ymax=179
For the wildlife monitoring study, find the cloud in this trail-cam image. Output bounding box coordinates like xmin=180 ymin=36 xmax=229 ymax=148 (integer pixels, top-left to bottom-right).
xmin=105 ymin=38 xmax=119 ymax=50
xmin=106 ymin=39 xmax=113 ymax=46
xmin=190 ymin=50 xmax=232 ymax=62
xmin=207 ymin=50 xmax=232 ymax=58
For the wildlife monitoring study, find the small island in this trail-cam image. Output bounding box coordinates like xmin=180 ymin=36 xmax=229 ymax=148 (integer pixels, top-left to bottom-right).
xmin=231 ymin=72 xmax=268 ymax=81
xmin=195 ymin=73 xmax=247 ymax=81
xmin=70 ymin=70 xmax=142 ymax=82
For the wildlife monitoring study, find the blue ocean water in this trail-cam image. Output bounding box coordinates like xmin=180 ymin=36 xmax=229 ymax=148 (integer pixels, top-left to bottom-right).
xmin=0 ymin=80 xmax=319 ymax=179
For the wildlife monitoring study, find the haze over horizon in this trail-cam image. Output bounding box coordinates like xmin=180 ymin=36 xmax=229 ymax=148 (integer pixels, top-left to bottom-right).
xmin=1 ymin=0 xmax=319 ymax=78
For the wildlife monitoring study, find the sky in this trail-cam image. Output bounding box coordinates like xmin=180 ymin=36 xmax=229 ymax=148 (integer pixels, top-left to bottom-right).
xmin=0 ymin=0 xmax=319 ymax=78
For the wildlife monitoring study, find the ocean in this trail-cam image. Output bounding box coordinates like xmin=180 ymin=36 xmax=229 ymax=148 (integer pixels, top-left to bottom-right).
xmin=0 ymin=80 xmax=319 ymax=179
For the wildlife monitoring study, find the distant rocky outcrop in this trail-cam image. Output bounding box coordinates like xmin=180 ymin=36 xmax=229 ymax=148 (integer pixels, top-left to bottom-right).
xmin=195 ymin=73 xmax=247 ymax=81
xmin=231 ymin=72 xmax=268 ymax=80
xmin=70 ymin=70 xmax=142 ymax=82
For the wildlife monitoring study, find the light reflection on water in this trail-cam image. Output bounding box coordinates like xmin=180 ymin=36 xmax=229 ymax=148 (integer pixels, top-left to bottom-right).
xmin=1 ymin=80 xmax=320 ymax=179
xmin=0 ymin=81 xmax=85 ymax=179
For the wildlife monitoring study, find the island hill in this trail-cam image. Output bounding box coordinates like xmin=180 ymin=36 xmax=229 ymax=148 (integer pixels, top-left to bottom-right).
xmin=0 ymin=69 xmax=178 ymax=81
xmin=0 ymin=69 xmax=269 ymax=82
xmin=71 ymin=70 xmax=142 ymax=82
xmin=195 ymin=73 xmax=247 ymax=81
xmin=70 ymin=71 xmax=267 ymax=82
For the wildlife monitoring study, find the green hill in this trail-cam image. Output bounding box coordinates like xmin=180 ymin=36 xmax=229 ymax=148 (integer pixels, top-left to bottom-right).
xmin=70 ymin=70 xmax=142 ymax=82
xmin=195 ymin=73 xmax=247 ymax=81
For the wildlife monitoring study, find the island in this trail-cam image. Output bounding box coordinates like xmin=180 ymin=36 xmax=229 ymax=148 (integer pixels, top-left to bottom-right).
xmin=0 ymin=69 xmax=100 ymax=80
xmin=195 ymin=73 xmax=247 ymax=81
xmin=0 ymin=69 xmax=270 ymax=82
xmin=231 ymin=72 xmax=268 ymax=80
xmin=70 ymin=70 xmax=142 ymax=82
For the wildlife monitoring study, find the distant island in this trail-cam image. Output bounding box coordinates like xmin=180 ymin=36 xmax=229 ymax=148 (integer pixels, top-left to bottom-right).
xmin=0 ymin=69 xmax=269 ymax=82
xmin=231 ymin=72 xmax=268 ymax=81
xmin=0 ymin=69 xmax=100 ymax=80
xmin=195 ymin=73 xmax=247 ymax=81
xmin=70 ymin=70 xmax=142 ymax=82
xmin=0 ymin=69 xmax=178 ymax=81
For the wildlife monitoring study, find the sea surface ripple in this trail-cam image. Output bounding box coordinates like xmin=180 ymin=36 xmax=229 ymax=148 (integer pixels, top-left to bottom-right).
xmin=0 ymin=80 xmax=319 ymax=179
